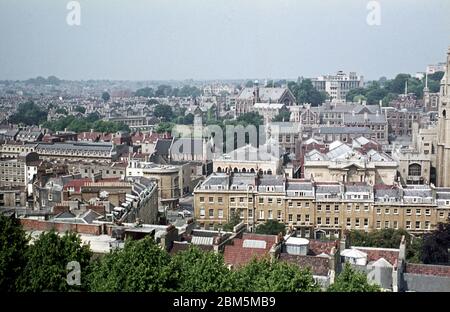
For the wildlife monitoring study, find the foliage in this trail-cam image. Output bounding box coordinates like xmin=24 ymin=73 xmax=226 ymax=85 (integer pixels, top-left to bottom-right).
xmin=272 ymin=110 xmax=291 ymax=122
xmin=328 ymin=263 xmax=380 ymax=292
xmin=154 ymin=104 xmax=174 ymax=121
xmin=55 ymin=108 xmax=68 ymax=115
xmin=347 ymin=228 xmax=410 ymax=249
xmin=169 ymin=246 xmax=234 ymax=292
xmin=0 ymin=215 xmax=29 ymax=292
xmin=288 ymin=79 xmax=327 ymax=106
xmin=155 ymin=122 xmax=174 ymax=134
xmin=154 ymin=85 xmax=201 ymax=98
xmin=255 ymin=220 xmax=286 ymax=236
xmin=421 ymin=219 xmax=450 ymax=264
xmin=231 ymin=258 xmax=320 ymax=292
xmin=222 ymin=209 xmax=242 ymax=232
xmin=74 ymin=105 xmax=86 ymax=114
xmin=101 ymin=91 xmax=110 ymax=102
xmin=88 ymin=237 xmax=174 ymax=291
xmin=42 ymin=114 xmax=130 ymax=133
xmin=8 ymin=101 xmax=48 ymax=126
xmin=135 ymin=87 xmax=155 ymax=97
xmin=235 ymin=112 xmax=263 ymax=128
xmin=16 ymin=231 xmax=92 ymax=292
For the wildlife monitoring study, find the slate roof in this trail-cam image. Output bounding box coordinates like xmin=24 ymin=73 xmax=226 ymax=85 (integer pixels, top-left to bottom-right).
xmin=279 ymin=253 xmax=329 ymax=276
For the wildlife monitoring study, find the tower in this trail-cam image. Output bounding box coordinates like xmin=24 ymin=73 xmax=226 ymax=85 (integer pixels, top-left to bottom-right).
xmin=436 ymin=46 xmax=450 ymax=187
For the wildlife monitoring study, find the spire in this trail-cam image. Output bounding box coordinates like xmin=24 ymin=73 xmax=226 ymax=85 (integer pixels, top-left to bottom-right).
xmin=405 ymin=80 xmax=408 ymax=95
xmin=423 ymin=72 xmax=429 ymax=93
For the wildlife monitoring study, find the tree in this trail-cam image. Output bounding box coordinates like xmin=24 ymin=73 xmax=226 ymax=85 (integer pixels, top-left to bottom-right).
xmin=155 ymin=122 xmax=174 ymax=134
xmin=288 ymin=79 xmax=326 ymax=106
xmin=235 ymin=112 xmax=263 ymax=128
xmin=9 ymin=101 xmax=48 ymax=126
xmin=169 ymin=246 xmax=234 ymax=291
xmin=272 ymin=110 xmax=291 ymax=122
xmin=222 ymin=209 xmax=242 ymax=232
xmin=74 ymin=105 xmax=86 ymax=114
xmin=255 ymin=220 xmax=286 ymax=236
xmin=0 ymin=215 xmax=29 ymax=292
xmin=245 ymin=80 xmax=254 ymax=88
xmin=231 ymin=258 xmax=320 ymax=292
xmin=155 ymin=85 xmax=173 ymax=98
xmin=154 ymin=104 xmax=174 ymax=121
xmin=16 ymin=231 xmax=92 ymax=292
xmin=101 ymin=91 xmax=111 ymax=102
xmin=135 ymin=87 xmax=155 ymax=97
xmin=328 ymin=263 xmax=380 ymax=292
xmin=421 ymin=219 xmax=450 ymax=264
xmin=55 ymin=108 xmax=68 ymax=115
xmin=88 ymin=237 xmax=174 ymax=291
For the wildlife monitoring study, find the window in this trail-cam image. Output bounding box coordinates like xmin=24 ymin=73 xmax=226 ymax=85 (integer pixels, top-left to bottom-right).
xmin=364 ymin=218 xmax=368 ymax=227
xmin=393 ymin=221 xmax=398 ymax=229
xmin=230 ymin=197 xmax=235 ymax=203
xmin=218 ymin=197 xmax=223 ymax=204
xmin=317 ymin=217 xmax=322 ymax=225
xmin=200 ymin=197 xmax=205 ymax=203
xmin=334 ymin=205 xmax=339 ymax=212
xmin=259 ymin=198 xmax=264 ymax=204
xmin=317 ymin=204 xmax=322 ymax=211
xmin=288 ymin=214 xmax=293 ymax=222
xmin=416 ymin=221 xmax=421 ymax=229
xmin=268 ymin=210 xmax=273 ymax=219
xmin=268 ymin=198 xmax=273 ymax=204
xmin=334 ymin=217 xmax=339 ymax=225
xmin=218 ymin=209 xmax=223 ymax=219
xmin=406 ymin=221 xmax=411 ymax=229
xmin=355 ymin=218 xmax=360 ymax=228
xmin=347 ymin=204 xmax=352 ymax=211
xmin=248 ymin=197 xmax=253 ymax=203
xmin=297 ymin=215 xmax=301 ymax=222
xmin=200 ymin=208 xmax=205 ymax=218
xmin=406 ymin=208 xmax=411 ymax=215
xmin=408 ymin=164 xmax=421 ymax=176
xmin=385 ymin=208 xmax=390 ymax=214
xmin=346 ymin=218 xmax=351 ymax=227
xmin=439 ymin=211 xmax=445 ymax=218
xmin=240 ymin=210 xmax=244 ymax=218
xmin=416 ymin=209 xmax=421 ymax=216
xmin=259 ymin=210 xmax=264 ymax=220
xmin=277 ymin=210 xmax=282 ymax=220
xmin=376 ymin=220 xmax=381 ymax=229
xmin=277 ymin=198 xmax=282 ymax=205
xmin=355 ymin=205 xmax=360 ymax=212
xmin=394 ymin=208 xmax=398 ymax=215
xmin=384 ymin=221 xmax=390 ymax=229
xmin=289 ymin=201 xmax=293 ymax=208
xmin=297 ymin=202 xmax=302 ymax=208
xmin=326 ymin=204 xmax=331 ymax=212
xmin=425 ymin=208 xmax=431 ymax=216
xmin=305 ymin=214 xmax=310 ymax=222
xmin=240 ymin=197 xmax=244 ymax=203
xmin=305 ymin=202 xmax=310 ymax=208
xmin=376 ymin=208 xmax=381 ymax=214
xmin=425 ymin=221 xmax=430 ymax=230
xmin=248 ymin=209 xmax=253 ymax=218
xmin=209 ymin=197 xmax=214 ymax=203
xmin=209 ymin=209 xmax=214 ymax=218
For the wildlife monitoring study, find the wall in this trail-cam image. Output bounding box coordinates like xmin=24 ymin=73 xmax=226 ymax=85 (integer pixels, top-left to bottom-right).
xmin=20 ymin=218 xmax=102 ymax=235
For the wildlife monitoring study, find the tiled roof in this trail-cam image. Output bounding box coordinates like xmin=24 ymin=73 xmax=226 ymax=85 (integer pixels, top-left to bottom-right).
xmin=279 ymin=253 xmax=330 ymax=276
xmin=307 ymin=240 xmax=338 ymax=256
xmin=353 ymin=247 xmax=399 ymax=266
xmin=223 ymin=233 xmax=277 ymax=267
xmin=405 ymin=263 xmax=450 ymax=277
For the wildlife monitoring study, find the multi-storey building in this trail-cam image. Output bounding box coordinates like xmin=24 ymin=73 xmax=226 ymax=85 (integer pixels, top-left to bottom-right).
xmin=310 ymin=71 xmax=364 ymax=101
xmin=193 ymin=173 xmax=450 ymax=238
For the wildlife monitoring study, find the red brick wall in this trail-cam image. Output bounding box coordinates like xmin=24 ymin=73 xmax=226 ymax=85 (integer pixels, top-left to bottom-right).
xmin=20 ymin=219 xmax=102 ymax=235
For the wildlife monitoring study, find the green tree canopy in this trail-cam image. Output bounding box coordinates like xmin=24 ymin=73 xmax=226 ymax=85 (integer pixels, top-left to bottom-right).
xmin=101 ymin=91 xmax=111 ymax=102
xmin=0 ymin=215 xmax=29 ymax=292
xmin=231 ymin=258 xmax=320 ymax=292
xmin=328 ymin=263 xmax=380 ymax=292
xmin=74 ymin=105 xmax=86 ymax=114
xmin=272 ymin=110 xmax=291 ymax=122
xmin=421 ymin=219 xmax=450 ymax=264
xmin=255 ymin=220 xmax=286 ymax=236
xmin=135 ymin=87 xmax=155 ymax=97
xmin=16 ymin=231 xmax=92 ymax=292
xmin=155 ymin=121 xmax=174 ymax=134
xmin=288 ymin=79 xmax=326 ymax=106
xmin=221 ymin=209 xmax=242 ymax=232
xmin=88 ymin=237 xmax=174 ymax=291
xmin=154 ymin=104 xmax=174 ymax=121
xmin=9 ymin=101 xmax=48 ymax=126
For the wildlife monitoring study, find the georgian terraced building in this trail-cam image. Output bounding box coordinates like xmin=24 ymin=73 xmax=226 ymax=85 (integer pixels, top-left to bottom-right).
xmin=193 ymin=172 xmax=450 ymax=239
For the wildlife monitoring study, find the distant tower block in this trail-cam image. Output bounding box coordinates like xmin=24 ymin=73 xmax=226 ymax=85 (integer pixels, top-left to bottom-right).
xmin=436 ymin=45 xmax=450 ymax=187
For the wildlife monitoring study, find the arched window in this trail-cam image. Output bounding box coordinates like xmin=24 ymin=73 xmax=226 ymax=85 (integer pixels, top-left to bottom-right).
xmin=408 ymin=164 xmax=421 ymax=176
xmin=242 ymin=168 xmax=247 ymax=173
xmin=217 ymin=167 xmax=222 ymax=173
xmin=267 ymin=169 xmax=272 ymax=175
xmin=250 ymin=168 xmax=255 ymax=173
xmin=443 ymin=110 xmax=447 ymax=118
xmin=233 ymin=167 xmax=238 ymax=173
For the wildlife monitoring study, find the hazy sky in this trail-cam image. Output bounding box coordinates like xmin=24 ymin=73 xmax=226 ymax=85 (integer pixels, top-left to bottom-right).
xmin=0 ymin=0 xmax=449 ymax=81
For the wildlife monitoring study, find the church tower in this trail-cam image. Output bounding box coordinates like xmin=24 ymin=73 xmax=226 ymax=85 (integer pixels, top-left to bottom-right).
xmin=436 ymin=46 xmax=450 ymax=187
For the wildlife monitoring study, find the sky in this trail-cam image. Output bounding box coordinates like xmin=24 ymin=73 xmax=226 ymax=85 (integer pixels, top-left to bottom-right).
xmin=0 ymin=0 xmax=449 ymax=81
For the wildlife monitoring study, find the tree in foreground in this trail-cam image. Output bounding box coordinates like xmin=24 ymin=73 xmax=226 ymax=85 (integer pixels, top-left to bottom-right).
xmin=231 ymin=258 xmax=320 ymax=292
xmin=421 ymin=219 xmax=450 ymax=264
xmin=169 ymin=246 xmax=234 ymax=292
xmin=327 ymin=263 xmax=380 ymax=292
xmin=88 ymin=236 xmax=174 ymax=291
xmin=0 ymin=215 xmax=29 ymax=292
xmin=16 ymin=231 xmax=92 ymax=292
